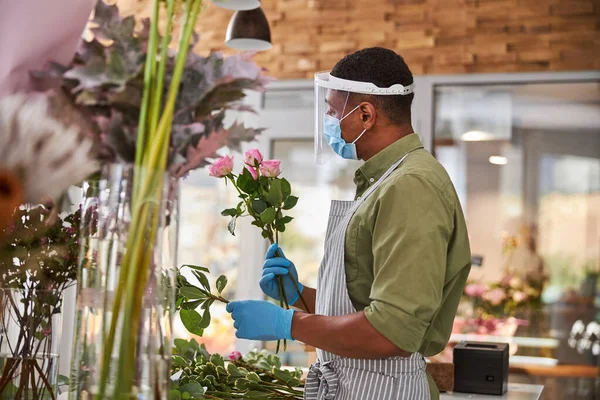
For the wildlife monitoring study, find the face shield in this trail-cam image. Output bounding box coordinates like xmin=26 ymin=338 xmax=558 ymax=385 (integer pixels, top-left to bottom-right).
xmin=314 ymin=71 xmax=415 ymax=164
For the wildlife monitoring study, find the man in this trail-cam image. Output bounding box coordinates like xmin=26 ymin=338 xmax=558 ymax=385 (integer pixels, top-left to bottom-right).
xmin=226 ymin=47 xmax=472 ymax=400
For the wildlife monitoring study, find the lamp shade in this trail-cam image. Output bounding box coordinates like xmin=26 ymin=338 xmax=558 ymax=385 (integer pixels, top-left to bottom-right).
xmin=213 ymin=0 xmax=260 ymax=11
xmin=225 ymin=7 xmax=272 ymax=51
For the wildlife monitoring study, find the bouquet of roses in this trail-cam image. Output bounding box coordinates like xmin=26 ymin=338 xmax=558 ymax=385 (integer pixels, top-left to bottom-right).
xmin=208 ymin=149 xmax=309 ymax=350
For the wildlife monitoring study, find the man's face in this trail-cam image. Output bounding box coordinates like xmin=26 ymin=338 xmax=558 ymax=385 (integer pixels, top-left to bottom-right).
xmin=325 ymin=89 xmax=365 ymax=143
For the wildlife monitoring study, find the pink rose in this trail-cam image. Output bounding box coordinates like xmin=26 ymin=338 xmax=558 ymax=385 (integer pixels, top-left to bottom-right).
xmin=228 ymin=351 xmax=242 ymax=362
xmin=483 ymin=288 xmax=506 ymax=306
xmin=464 ymin=283 xmax=487 ymax=298
xmin=244 ymin=149 xmax=263 ymax=167
xmin=259 ymin=160 xmax=281 ymax=178
xmin=245 ymin=164 xmax=258 ymax=180
xmin=208 ymin=155 xmax=234 ymax=178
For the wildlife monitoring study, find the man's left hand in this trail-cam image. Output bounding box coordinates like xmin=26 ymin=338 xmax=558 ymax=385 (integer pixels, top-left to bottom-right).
xmin=226 ymin=300 xmax=295 ymax=341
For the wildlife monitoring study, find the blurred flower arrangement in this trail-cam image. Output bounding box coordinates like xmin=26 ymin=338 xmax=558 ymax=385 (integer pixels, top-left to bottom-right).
xmin=458 ymin=233 xmax=544 ymax=336
xmin=463 ymin=275 xmax=542 ymax=321
xmin=173 ymin=267 xmax=304 ymax=398
xmin=32 ymin=0 xmax=268 ymax=178
xmin=26 ymin=0 xmax=272 ymax=397
xmin=0 ymin=203 xmax=96 ymax=399
xmin=210 ymin=149 xmax=308 ymax=352
xmin=170 ymin=339 xmax=303 ymax=400
xmin=0 ymin=93 xmax=98 ymax=231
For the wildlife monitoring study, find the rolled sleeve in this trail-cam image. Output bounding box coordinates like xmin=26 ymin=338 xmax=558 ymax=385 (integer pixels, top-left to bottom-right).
xmin=363 ymin=174 xmax=452 ymax=353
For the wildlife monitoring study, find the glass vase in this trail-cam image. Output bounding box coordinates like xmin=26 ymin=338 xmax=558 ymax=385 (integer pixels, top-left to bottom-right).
xmin=69 ymin=164 xmax=179 ymax=399
xmin=0 ymin=288 xmax=64 ymax=400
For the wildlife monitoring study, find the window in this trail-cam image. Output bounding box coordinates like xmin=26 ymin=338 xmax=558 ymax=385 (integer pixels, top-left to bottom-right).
xmin=176 ymin=166 xmax=241 ymax=355
xmin=433 ymin=81 xmax=600 ymax=368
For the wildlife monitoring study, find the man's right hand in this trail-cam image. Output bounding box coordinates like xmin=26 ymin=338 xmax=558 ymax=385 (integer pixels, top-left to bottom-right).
xmin=259 ymin=243 xmax=304 ymax=305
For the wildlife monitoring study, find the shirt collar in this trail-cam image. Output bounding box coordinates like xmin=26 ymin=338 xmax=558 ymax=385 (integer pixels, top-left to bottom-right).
xmin=354 ymin=133 xmax=424 ymax=195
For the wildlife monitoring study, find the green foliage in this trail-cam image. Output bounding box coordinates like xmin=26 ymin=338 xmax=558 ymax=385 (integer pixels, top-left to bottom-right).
xmin=32 ymin=0 xmax=267 ymax=177
xmin=0 ymin=203 xmax=97 ymax=399
xmin=170 ymin=339 xmax=304 ymax=400
xmin=176 ymin=266 xmax=229 ymax=338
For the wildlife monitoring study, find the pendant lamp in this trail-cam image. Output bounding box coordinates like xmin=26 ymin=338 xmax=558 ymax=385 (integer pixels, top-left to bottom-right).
xmin=225 ymin=7 xmax=272 ymax=51
xmin=212 ymin=0 xmax=261 ymax=10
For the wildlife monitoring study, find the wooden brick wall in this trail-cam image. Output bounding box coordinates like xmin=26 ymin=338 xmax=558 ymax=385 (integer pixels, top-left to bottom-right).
xmin=117 ymin=0 xmax=600 ymax=78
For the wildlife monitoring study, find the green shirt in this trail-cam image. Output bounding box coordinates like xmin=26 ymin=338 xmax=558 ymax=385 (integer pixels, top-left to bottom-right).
xmin=345 ymin=134 xmax=471 ymax=357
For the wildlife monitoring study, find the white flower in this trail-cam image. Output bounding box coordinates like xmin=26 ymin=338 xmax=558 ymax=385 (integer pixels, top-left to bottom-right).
xmin=0 ymin=93 xmax=98 ymax=203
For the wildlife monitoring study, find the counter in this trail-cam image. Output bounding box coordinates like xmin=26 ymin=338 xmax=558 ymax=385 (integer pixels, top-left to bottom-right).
xmin=441 ymin=383 xmax=544 ymax=399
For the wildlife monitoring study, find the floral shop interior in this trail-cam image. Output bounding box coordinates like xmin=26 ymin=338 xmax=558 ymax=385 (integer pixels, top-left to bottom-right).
xmin=0 ymin=0 xmax=599 ymax=399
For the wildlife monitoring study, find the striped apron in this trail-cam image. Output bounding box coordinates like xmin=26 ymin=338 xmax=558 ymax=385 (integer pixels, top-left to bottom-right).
xmin=304 ymin=154 xmax=430 ymax=400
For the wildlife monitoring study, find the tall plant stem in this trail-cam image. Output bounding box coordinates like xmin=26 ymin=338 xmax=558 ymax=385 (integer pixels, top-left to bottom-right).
xmin=148 ymin=0 xmax=176 ymax=140
xmin=100 ymin=0 xmax=203 ymax=397
xmin=134 ymin=0 xmax=160 ymax=171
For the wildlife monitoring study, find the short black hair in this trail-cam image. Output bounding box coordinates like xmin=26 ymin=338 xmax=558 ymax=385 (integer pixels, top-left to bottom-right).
xmin=331 ymin=47 xmax=414 ymax=125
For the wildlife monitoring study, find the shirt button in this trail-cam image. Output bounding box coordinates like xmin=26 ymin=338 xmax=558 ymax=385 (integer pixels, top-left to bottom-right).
xmin=369 ymin=178 xmax=375 ymax=183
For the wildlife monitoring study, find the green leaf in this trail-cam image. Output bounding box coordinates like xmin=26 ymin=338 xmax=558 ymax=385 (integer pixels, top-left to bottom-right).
xmin=172 ymin=355 xmax=190 ymax=368
xmin=259 ymin=207 xmax=276 ymax=224
xmin=169 ymin=389 xmax=183 ymax=400
xmin=180 ymin=309 xmax=204 ymax=336
xmin=193 ymin=271 xmax=211 ymax=292
xmin=251 ymin=199 xmax=268 ymax=215
xmin=265 ymin=179 xmax=284 ymax=206
xmin=246 ymin=372 xmax=261 ymax=382
xmin=245 ymin=391 xmax=270 ymax=399
xmin=280 ymin=216 xmax=294 ymax=224
xmin=261 ymin=230 xmax=270 ymax=239
xmin=174 ymin=339 xmax=191 ymax=354
xmin=237 ymin=167 xmax=259 ymax=194
xmin=180 ymin=286 xmax=207 ymax=300
xmin=179 ymin=382 xmax=205 ymax=398
xmin=274 ymin=221 xmax=286 ymax=233
xmin=227 ymin=363 xmax=244 ymax=378
xmin=281 ymin=178 xmax=292 ymax=199
xmin=210 ymin=354 xmax=225 ymax=368
xmin=221 ymin=208 xmax=237 ymax=217
xmin=258 ymin=176 xmax=269 ymax=188
xmin=201 ymin=299 xmax=215 ymax=310
xmin=198 ymin=307 xmax=211 ymax=330
xmin=282 ymin=195 xmax=299 ymax=210
xmin=181 ymin=300 xmax=203 ymax=310
xmin=182 ymin=265 xmax=210 ymax=273
xmin=216 ymin=275 xmax=227 ymax=294
xmin=251 ymin=220 xmax=263 ymax=228
xmin=228 ymin=216 xmax=237 ymax=236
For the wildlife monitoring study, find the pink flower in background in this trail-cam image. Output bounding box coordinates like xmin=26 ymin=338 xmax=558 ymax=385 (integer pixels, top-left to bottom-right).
xmin=244 ymin=149 xmax=263 ymax=167
xmin=259 ymin=160 xmax=281 ymax=178
xmin=464 ymin=283 xmax=487 ymax=297
xmin=42 ymin=327 xmax=52 ymax=337
xmin=509 ymin=277 xmax=522 ymax=289
xmin=245 ymin=165 xmax=258 ymax=180
xmin=513 ymin=291 xmax=528 ymax=303
xmin=208 ymin=155 xmax=234 ymax=178
xmin=228 ymin=351 xmax=242 ymax=362
xmin=483 ymin=288 xmax=506 ymax=306
xmin=500 ymin=275 xmax=513 ymax=286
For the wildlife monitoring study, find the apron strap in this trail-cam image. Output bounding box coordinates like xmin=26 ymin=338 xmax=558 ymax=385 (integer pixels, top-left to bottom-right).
xmin=356 ymin=150 xmax=414 ymax=202
xmin=304 ymin=361 xmax=338 ymax=400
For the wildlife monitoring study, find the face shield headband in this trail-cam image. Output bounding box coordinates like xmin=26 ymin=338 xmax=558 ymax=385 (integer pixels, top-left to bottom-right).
xmin=314 ymin=71 xmax=415 ymax=164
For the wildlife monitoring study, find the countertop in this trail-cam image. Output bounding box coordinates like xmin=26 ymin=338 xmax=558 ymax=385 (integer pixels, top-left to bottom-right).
xmin=441 ymin=383 xmax=544 ymax=399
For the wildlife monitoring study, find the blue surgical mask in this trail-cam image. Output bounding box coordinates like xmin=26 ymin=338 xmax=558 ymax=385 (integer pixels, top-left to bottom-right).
xmin=323 ymin=105 xmax=368 ymax=160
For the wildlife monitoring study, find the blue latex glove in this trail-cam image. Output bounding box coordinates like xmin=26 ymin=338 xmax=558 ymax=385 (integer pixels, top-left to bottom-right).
xmin=226 ymin=300 xmax=295 ymax=341
xmin=259 ymin=243 xmax=304 ymax=305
